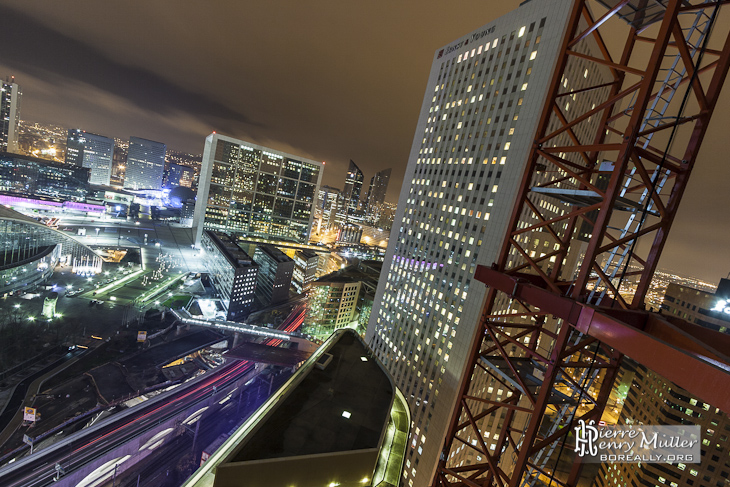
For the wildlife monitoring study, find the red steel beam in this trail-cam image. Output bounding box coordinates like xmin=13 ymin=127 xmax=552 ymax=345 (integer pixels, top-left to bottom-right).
xmin=434 ymin=0 xmax=730 ymax=486
xmin=474 ymin=265 xmax=730 ymax=412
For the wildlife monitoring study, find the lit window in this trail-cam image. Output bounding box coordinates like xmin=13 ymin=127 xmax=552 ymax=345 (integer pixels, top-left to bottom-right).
xmin=521 ymin=83 xmax=528 ymax=91
xmin=530 ymin=51 xmax=537 ymax=60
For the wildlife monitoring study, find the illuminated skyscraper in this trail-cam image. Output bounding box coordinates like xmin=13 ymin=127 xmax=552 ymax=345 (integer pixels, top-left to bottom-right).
xmin=65 ymin=130 xmax=114 ymax=186
xmin=365 ymin=168 xmax=392 ymax=222
xmin=315 ymin=185 xmax=341 ymax=231
xmin=365 ymin=1 xmax=610 ymax=483
xmin=0 ymin=78 xmax=21 ymax=154
xmin=193 ymin=133 xmax=323 ymax=246
xmin=123 ymin=136 xmax=166 ymax=190
xmin=341 ymin=159 xmax=364 ymax=222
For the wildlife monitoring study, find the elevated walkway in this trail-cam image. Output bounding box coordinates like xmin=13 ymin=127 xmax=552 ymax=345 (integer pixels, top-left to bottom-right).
xmin=170 ymin=309 xmax=293 ymax=341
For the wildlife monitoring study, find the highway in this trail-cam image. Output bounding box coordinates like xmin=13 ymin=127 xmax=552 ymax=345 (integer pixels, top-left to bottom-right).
xmin=0 ymin=307 xmax=306 ymax=487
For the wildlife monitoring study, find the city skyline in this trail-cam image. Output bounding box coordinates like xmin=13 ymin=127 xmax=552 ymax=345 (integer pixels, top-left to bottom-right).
xmin=1 ymin=1 xmax=730 ymax=283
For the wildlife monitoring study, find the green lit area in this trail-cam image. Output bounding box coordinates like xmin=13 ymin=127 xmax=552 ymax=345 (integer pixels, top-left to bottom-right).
xmin=372 ymin=388 xmax=410 ymax=487
xmin=133 ymin=272 xmax=186 ymax=307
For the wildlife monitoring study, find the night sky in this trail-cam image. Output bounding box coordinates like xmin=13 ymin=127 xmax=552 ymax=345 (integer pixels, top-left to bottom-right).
xmin=1 ymin=1 xmax=729 ymax=283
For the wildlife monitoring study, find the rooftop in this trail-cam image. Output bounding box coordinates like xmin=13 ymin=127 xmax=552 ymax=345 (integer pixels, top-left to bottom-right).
xmin=295 ymin=249 xmax=318 ymax=260
xmin=183 ymin=329 xmax=408 ymax=487
xmin=205 ymin=231 xmax=256 ymax=269
xmin=233 ymin=330 xmax=392 ymax=460
xmin=254 ymin=244 xmax=293 ymax=264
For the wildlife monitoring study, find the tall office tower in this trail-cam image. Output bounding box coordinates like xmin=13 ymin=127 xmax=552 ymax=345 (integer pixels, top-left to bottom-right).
xmin=65 ymin=130 xmax=114 ymax=185
xmin=111 ymin=140 xmax=128 ymax=186
xmin=123 ymin=136 xmax=166 ymax=190
xmin=365 ymin=1 xmax=609 ymax=484
xmin=253 ymin=244 xmax=294 ymax=306
xmin=0 ymin=78 xmax=21 ymax=153
xmin=341 ymin=160 xmax=364 ymax=220
xmin=200 ymin=231 xmax=259 ymax=322
xmin=365 ymin=168 xmax=392 ymax=222
xmin=193 ymin=133 xmax=324 ymax=246
xmin=65 ymin=130 xmax=84 ymax=167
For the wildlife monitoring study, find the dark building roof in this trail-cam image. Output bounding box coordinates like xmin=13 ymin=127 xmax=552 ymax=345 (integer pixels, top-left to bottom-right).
xmin=205 ymin=231 xmax=256 ymax=269
xmin=232 ymin=330 xmax=393 ymax=461
xmin=295 ymin=249 xmax=318 ymax=260
xmin=255 ymin=244 xmax=293 ymax=264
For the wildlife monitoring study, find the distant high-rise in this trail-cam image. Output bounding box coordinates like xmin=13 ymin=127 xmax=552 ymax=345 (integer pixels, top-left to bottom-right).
xmin=0 ymin=78 xmax=21 ymax=153
xmin=365 ymin=1 xmax=610 ymax=484
xmin=165 ymin=162 xmax=194 ymax=188
xmin=365 ymin=168 xmax=391 ymax=222
xmin=123 ymin=137 xmax=166 ymax=190
xmin=65 ymin=130 xmax=114 ymax=186
xmin=341 ymin=160 xmax=364 ymax=221
xmin=193 ymin=133 xmax=324 ymax=246
xmin=315 ymin=185 xmax=341 ymax=231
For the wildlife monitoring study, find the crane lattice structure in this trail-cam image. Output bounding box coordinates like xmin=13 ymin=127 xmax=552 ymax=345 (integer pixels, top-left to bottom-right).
xmin=433 ymin=0 xmax=730 ymax=486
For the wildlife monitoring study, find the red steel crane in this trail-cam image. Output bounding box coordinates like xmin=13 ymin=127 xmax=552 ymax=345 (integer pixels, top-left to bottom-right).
xmin=434 ymin=0 xmax=730 ymax=486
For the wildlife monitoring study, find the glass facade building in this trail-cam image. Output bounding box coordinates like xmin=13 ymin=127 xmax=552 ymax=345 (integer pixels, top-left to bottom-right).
xmin=365 ymin=168 xmax=392 ymax=223
xmin=0 ymin=206 xmax=102 ymax=295
xmin=193 ymin=133 xmax=323 ymax=245
xmin=252 ymin=244 xmax=294 ymax=306
xmin=0 ymin=153 xmax=89 ymax=201
xmin=165 ymin=163 xmax=194 ymax=188
xmin=65 ymin=129 xmax=114 ymax=186
xmin=123 ymin=136 xmax=166 ymax=190
xmin=292 ymin=249 xmax=319 ymax=294
xmin=342 ymin=159 xmax=364 ymax=220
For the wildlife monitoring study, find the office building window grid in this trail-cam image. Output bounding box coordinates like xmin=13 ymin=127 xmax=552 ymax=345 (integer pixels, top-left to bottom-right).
xmin=201 ymin=137 xmax=322 ymax=243
xmin=365 ymin=1 xmax=612 ymax=483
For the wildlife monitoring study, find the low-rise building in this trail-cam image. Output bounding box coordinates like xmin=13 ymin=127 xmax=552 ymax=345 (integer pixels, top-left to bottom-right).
xmin=0 ymin=206 xmax=102 ymax=295
xmin=0 ymin=153 xmax=89 ymax=201
xmin=337 ymin=224 xmax=362 ymax=245
xmin=305 ymin=261 xmax=381 ymax=339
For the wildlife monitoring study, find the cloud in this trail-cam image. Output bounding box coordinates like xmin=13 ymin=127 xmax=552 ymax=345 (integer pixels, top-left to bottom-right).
xmin=0 ymin=5 xmax=257 ymax=138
